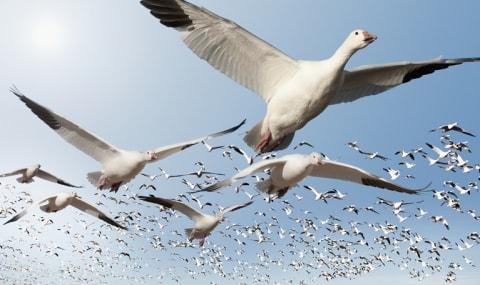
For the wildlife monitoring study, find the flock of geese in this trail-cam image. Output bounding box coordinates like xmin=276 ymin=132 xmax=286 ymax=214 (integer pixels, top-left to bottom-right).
xmin=1 ymin=0 xmax=479 ymax=284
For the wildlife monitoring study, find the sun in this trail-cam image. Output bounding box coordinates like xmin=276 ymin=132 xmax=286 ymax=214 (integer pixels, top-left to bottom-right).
xmin=31 ymin=19 xmax=65 ymax=52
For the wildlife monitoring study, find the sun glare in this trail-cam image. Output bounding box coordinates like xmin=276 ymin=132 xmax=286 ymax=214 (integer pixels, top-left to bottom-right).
xmin=31 ymin=19 xmax=65 ymax=52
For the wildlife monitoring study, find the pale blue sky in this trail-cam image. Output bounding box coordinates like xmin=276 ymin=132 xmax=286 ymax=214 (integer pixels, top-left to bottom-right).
xmin=0 ymin=1 xmax=479 ymax=284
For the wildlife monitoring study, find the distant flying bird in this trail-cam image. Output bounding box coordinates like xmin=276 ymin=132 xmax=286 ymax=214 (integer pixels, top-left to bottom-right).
xmin=140 ymin=172 xmax=162 ymax=181
xmin=293 ymin=140 xmax=315 ymax=150
xmin=11 ymin=87 xmax=245 ymax=192
xmin=347 ymin=141 xmax=363 ymax=153
xmin=139 ymin=195 xmax=252 ymax=246
xmin=201 ymin=140 xmax=224 ymax=152
xmin=395 ymin=149 xmax=415 ymax=160
xmin=425 ymin=142 xmax=451 ymax=160
xmin=227 ymin=145 xmax=254 ymax=165
xmin=383 ymin=167 xmax=401 ymax=180
xmin=168 ymin=161 xmax=224 ymax=178
xmin=430 ymin=215 xmax=450 ymax=230
xmin=361 ymin=151 xmax=389 ymax=161
xmin=141 ymin=0 xmax=479 ymax=152
xmin=4 ymin=192 xmax=126 ymax=230
xmin=0 ymin=164 xmax=81 ymax=188
xmin=399 ymin=161 xmax=416 ymax=169
xmin=196 ymin=152 xmax=427 ymax=198
xmin=430 ymin=122 xmax=475 ymax=137
xmin=303 ymin=185 xmax=341 ymax=203
xmin=376 ymin=197 xmax=421 ymax=209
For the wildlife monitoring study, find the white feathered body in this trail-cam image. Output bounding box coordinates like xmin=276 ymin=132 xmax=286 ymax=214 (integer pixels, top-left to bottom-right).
xmin=256 ymin=153 xmax=318 ymax=194
xmin=39 ymin=192 xmax=75 ymax=213
xmin=185 ymin=214 xmax=221 ymax=240
xmin=87 ymin=150 xmax=151 ymax=189
xmin=17 ymin=164 xmax=41 ymax=183
xmin=263 ymin=60 xmax=345 ymax=142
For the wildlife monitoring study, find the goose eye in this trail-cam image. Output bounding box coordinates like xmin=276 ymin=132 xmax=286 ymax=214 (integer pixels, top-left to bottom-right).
xmin=355 ymin=31 xmax=359 ymax=35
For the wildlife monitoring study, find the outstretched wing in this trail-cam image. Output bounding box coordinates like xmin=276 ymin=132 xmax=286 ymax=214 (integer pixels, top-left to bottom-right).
xmin=310 ymin=159 xmax=428 ymax=194
xmin=70 ymin=197 xmax=127 ymax=230
xmin=140 ymin=0 xmax=299 ymax=101
xmin=199 ymin=157 xmax=288 ymax=192
xmin=3 ymin=194 xmax=56 ymax=225
xmin=139 ymin=195 xmax=205 ymax=222
xmin=221 ymin=201 xmax=253 ymax=215
xmin=11 ymin=87 xmax=121 ymax=164
xmin=36 ymin=169 xmax=83 ymax=188
xmin=152 ymin=119 xmax=245 ymax=161
xmin=333 ymin=57 xmax=480 ymax=105
xmin=0 ymin=168 xmax=25 ymax=178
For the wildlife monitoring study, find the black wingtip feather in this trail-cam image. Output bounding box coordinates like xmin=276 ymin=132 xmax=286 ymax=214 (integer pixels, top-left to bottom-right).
xmin=10 ymin=87 xmax=62 ymax=131
xmin=402 ymin=63 xmax=459 ymax=83
xmin=141 ymin=0 xmax=193 ymax=29
xmin=138 ymin=195 xmax=175 ymax=208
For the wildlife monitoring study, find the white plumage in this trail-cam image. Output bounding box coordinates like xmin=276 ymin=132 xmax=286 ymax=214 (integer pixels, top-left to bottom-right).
xmin=0 ymin=164 xmax=81 ymax=188
xmin=11 ymin=87 xmax=244 ymax=192
xmin=139 ymin=195 xmax=253 ymax=246
xmin=4 ymin=192 xmax=126 ymax=229
xmin=141 ymin=0 xmax=480 ymax=153
xmin=199 ymin=152 xmax=428 ymax=198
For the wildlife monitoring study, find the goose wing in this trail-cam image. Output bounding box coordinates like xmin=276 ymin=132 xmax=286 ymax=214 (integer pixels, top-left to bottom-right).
xmin=199 ymin=157 xmax=289 ymax=192
xmin=310 ymin=159 xmax=427 ymax=194
xmin=141 ymin=0 xmax=299 ymax=101
xmin=139 ymin=195 xmax=205 ymax=222
xmin=11 ymin=87 xmax=121 ymax=164
xmin=152 ymin=119 xmax=245 ymax=161
xmin=70 ymin=197 xmax=127 ymax=229
xmin=36 ymin=169 xmax=82 ymax=188
xmin=332 ymin=57 xmax=480 ymax=105
xmin=3 ymin=194 xmax=57 ymax=225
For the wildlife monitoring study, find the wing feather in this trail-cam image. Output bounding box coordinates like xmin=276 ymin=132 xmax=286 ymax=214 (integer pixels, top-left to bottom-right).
xmin=152 ymin=119 xmax=245 ymax=161
xmin=200 ymin=157 xmax=288 ymax=192
xmin=36 ymin=169 xmax=82 ymax=188
xmin=332 ymin=57 xmax=480 ymax=105
xmin=3 ymin=195 xmax=56 ymax=225
xmin=141 ymin=0 xmax=299 ymax=101
xmin=11 ymin=87 xmax=120 ymax=164
xmin=0 ymin=168 xmax=25 ymax=177
xmin=310 ymin=160 xmax=424 ymax=194
xmin=221 ymin=201 xmax=253 ymax=215
xmin=139 ymin=195 xmax=205 ymax=222
xmin=71 ymin=198 xmax=126 ymax=229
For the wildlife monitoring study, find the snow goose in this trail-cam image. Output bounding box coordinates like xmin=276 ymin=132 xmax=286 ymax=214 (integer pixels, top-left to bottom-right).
xmin=4 ymin=191 xmax=126 ymax=229
xmin=197 ymin=152 xmax=428 ymax=198
xmin=0 ymin=164 xmax=82 ymax=188
xmin=139 ymin=195 xmax=252 ymax=246
xmin=11 ymin=87 xmax=245 ymax=192
xmin=141 ymin=0 xmax=480 ymax=153
xmin=430 ymin=122 xmax=475 ymax=137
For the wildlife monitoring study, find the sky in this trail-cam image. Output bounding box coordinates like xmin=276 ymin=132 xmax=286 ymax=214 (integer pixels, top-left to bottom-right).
xmin=0 ymin=0 xmax=479 ymax=284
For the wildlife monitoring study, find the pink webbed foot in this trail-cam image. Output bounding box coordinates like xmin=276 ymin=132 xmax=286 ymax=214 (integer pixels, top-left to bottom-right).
xmin=277 ymin=187 xmax=290 ymax=198
xmin=267 ymin=185 xmax=289 ymax=198
xmin=256 ymin=129 xmax=285 ymax=153
xmin=110 ymin=181 xmax=123 ymax=193
xmin=199 ymin=238 xmax=205 ymax=247
xmin=97 ymin=176 xmax=108 ymax=190
xmin=256 ymin=129 xmax=272 ymax=153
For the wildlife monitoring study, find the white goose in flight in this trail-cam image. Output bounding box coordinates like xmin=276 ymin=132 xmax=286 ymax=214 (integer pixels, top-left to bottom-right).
xmin=11 ymin=87 xmax=245 ymax=192
xmin=4 ymin=192 xmax=126 ymax=230
xmin=141 ymin=0 xmax=480 ymax=153
xmin=139 ymin=195 xmax=253 ymax=246
xmin=197 ymin=152 xmax=429 ymax=198
xmin=0 ymin=164 xmax=82 ymax=188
